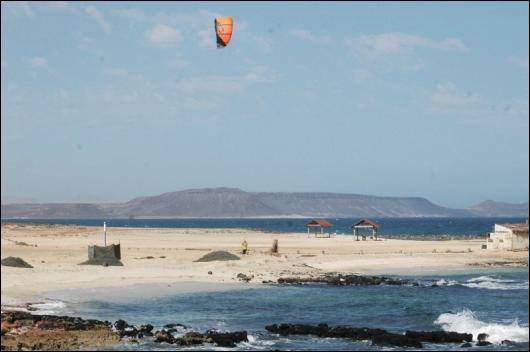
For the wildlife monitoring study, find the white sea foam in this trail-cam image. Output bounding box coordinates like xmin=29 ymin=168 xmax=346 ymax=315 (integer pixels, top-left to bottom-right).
xmin=467 ymin=276 xmax=516 ymax=283
xmin=435 ymin=278 xmax=457 ymax=286
xmin=462 ymin=276 xmax=528 ymax=290
xmin=28 ymin=301 xmax=67 ymax=315
xmin=434 ymin=309 xmax=529 ymax=344
xmin=237 ymin=334 xmax=276 ymax=350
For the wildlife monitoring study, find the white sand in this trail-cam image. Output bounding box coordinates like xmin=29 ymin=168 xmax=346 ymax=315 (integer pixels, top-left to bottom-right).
xmin=1 ymin=223 xmax=527 ymax=305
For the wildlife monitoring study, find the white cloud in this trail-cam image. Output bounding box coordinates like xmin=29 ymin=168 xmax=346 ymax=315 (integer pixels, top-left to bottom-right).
xmin=197 ymin=28 xmax=215 ymax=49
xmin=2 ymin=1 xmax=34 ymax=17
xmin=253 ymin=35 xmax=273 ymax=53
xmin=29 ymin=56 xmax=48 ymax=67
xmin=20 ymin=1 xmax=34 ymax=16
xmin=114 ymin=8 xmax=274 ymax=52
xmin=47 ymin=1 xmax=75 ymax=12
xmin=173 ymin=65 xmax=277 ymax=95
xmin=352 ymin=69 xmax=372 ymax=82
xmin=508 ymin=55 xmax=529 ymax=72
xmin=429 ymin=82 xmax=480 ymax=110
xmin=291 ymin=29 xmax=314 ymax=42
xmin=106 ymin=68 xmax=130 ymax=78
xmin=350 ymin=32 xmax=466 ymax=59
xmin=290 ymin=28 xmax=331 ymax=45
xmin=426 ymin=83 xmax=528 ymax=128
xmin=145 ymin=24 xmax=182 ymax=48
xmin=172 ymin=54 xmax=188 ymax=69
xmin=85 ymin=6 xmax=110 ymax=33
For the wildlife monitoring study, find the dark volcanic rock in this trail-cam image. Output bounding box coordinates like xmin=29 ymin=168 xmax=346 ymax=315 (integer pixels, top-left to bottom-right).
xmin=477 ymin=333 xmax=489 ymax=342
xmin=164 ymin=323 xmax=188 ymax=329
xmin=371 ymin=333 xmax=423 ymax=348
xmin=265 ymin=323 xmax=481 ymax=348
xmin=501 ymin=340 xmax=518 ymax=346
xmin=154 ymin=329 xmax=248 ymax=348
xmin=119 ymin=326 xmax=138 ymax=338
xmin=154 ymin=329 xmax=175 ymax=344
xmin=207 ymin=331 xmax=248 ymax=347
xmin=266 ymin=323 xmax=421 ymax=347
xmin=163 ymin=323 xmax=188 ymax=334
xmin=138 ymin=324 xmax=154 ymax=336
xmin=461 ymin=342 xmax=473 ymax=347
xmin=113 ymin=319 xmax=139 ymax=338
xmin=114 ymin=320 xmax=129 ymax=331
xmin=174 ymin=332 xmax=212 ymax=346
xmin=277 ymin=274 xmax=411 ymax=286
xmin=476 ymin=340 xmax=493 ymax=346
xmin=405 ymin=330 xmax=472 ymax=343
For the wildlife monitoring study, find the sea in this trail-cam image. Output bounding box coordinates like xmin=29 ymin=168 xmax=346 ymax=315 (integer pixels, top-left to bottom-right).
xmin=5 ymin=217 xmax=529 ymax=350
xmin=3 ymin=217 xmax=529 ymax=238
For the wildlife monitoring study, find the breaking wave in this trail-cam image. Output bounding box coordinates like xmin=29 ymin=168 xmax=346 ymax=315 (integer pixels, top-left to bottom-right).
xmin=435 ymin=309 xmax=529 ymax=344
xmin=28 ymin=301 xmax=67 ymax=315
xmin=462 ymin=276 xmax=529 ymax=290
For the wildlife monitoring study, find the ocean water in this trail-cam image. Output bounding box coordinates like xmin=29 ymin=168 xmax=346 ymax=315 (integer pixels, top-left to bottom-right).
xmin=41 ymin=268 xmax=529 ymax=351
xmin=2 ymin=217 xmax=528 ymax=237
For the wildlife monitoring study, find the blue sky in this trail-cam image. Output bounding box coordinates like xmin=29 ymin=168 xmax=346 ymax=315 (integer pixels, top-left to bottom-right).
xmin=1 ymin=1 xmax=528 ymax=208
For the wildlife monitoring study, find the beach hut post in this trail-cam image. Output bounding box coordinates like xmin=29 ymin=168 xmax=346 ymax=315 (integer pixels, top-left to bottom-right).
xmin=305 ymin=219 xmax=333 ymax=238
xmin=103 ymin=221 xmax=107 ymax=246
xmin=353 ymin=227 xmax=359 ymax=241
xmin=351 ymin=219 xmax=380 ymax=241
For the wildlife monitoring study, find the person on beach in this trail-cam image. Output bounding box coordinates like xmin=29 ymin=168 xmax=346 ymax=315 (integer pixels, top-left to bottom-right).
xmin=241 ymin=240 xmax=248 ymax=255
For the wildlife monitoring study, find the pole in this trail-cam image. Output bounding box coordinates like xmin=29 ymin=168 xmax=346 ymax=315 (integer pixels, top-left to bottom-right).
xmin=104 ymin=221 xmax=107 ymax=246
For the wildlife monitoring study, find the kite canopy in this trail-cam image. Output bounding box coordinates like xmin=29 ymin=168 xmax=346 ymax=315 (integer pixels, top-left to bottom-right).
xmin=215 ymin=16 xmax=233 ymax=48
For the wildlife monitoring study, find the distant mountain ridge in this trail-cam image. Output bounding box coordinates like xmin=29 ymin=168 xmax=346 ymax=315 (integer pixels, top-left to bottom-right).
xmin=469 ymin=200 xmax=529 ymax=217
xmin=1 ymin=188 xmax=528 ymax=219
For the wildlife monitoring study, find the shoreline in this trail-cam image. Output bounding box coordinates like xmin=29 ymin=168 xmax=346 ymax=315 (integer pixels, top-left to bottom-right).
xmin=1 ymin=223 xmax=528 ymax=306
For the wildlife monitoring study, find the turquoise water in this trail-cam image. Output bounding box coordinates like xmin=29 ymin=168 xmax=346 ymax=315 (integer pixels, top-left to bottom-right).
xmin=52 ymin=268 xmax=528 ymax=350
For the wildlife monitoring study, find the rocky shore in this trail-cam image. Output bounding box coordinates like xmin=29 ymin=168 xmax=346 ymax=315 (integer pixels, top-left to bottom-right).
xmin=0 ymin=310 xmax=249 ymax=351
xmin=265 ymin=323 xmax=503 ymax=348
xmin=277 ymin=273 xmax=414 ymax=286
xmin=2 ymin=309 xmax=512 ymax=350
xmin=0 ymin=311 xmax=120 ymax=351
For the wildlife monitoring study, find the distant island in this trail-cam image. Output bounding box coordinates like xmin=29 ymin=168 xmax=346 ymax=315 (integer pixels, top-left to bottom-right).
xmin=1 ymin=188 xmax=528 ymax=219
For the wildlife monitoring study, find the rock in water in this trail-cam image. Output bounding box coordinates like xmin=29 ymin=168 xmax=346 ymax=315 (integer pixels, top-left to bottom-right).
xmin=277 ymin=274 xmax=411 ymax=286
xmin=154 ymin=329 xmax=175 ymax=344
xmin=138 ymin=324 xmax=154 ymax=336
xmin=194 ymin=251 xmax=240 ymax=262
xmin=114 ymin=320 xmax=129 ymax=331
xmin=1 ymin=257 xmax=33 ymax=268
xmin=405 ymin=330 xmax=472 ymax=343
xmin=371 ymin=333 xmax=423 ymax=348
xmin=174 ymin=332 xmax=212 ymax=346
xmin=207 ymin=331 xmax=248 ymax=347
xmin=477 ymin=333 xmax=489 ymax=342
xmin=476 ymin=341 xmax=492 ymax=346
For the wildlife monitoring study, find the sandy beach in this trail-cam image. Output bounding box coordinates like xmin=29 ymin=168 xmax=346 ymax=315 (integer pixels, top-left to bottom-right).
xmin=1 ymin=223 xmax=528 ymax=305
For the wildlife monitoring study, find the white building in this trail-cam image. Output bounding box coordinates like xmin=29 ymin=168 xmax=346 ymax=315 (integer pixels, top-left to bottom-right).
xmin=486 ymin=223 xmax=529 ymax=250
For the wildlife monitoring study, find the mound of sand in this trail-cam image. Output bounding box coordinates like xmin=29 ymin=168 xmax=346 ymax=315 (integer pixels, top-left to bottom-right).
xmin=1 ymin=256 xmax=33 ymax=268
xmin=79 ymin=258 xmax=123 ymax=266
xmin=194 ymin=251 xmax=240 ymax=262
